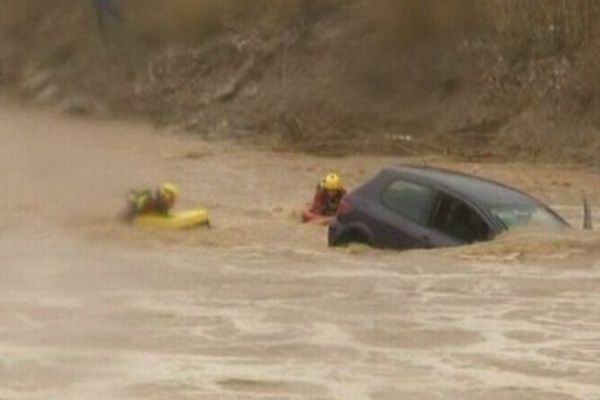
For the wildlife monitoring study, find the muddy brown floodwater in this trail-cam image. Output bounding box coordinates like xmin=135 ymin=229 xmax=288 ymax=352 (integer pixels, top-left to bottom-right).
xmin=2 ymin=103 xmax=600 ymax=400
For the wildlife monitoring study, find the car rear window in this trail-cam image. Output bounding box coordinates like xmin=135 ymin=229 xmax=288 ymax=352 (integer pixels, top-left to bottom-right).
xmin=491 ymin=205 xmax=566 ymax=229
xmin=381 ymin=180 xmax=436 ymax=225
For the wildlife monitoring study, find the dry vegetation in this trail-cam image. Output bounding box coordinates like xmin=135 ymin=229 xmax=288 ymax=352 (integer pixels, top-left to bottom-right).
xmin=489 ymin=0 xmax=600 ymax=49
xmin=1 ymin=0 xmax=599 ymax=163
xmin=3 ymin=0 xmax=600 ymax=56
xmin=123 ymin=0 xmax=330 ymax=43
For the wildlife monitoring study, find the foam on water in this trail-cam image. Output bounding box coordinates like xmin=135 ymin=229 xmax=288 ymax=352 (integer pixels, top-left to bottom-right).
xmin=3 ymin=105 xmax=600 ymax=399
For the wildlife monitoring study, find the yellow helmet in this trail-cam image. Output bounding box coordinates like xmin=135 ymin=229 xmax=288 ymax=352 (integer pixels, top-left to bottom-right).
xmin=320 ymin=173 xmax=343 ymax=191
xmin=160 ymin=182 xmax=180 ymax=199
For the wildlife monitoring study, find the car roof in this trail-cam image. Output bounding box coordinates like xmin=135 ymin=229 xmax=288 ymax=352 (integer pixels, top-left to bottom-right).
xmin=383 ymin=165 xmax=541 ymax=208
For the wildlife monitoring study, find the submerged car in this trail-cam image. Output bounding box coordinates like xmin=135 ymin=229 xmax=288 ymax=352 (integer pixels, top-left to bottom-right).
xmin=329 ymin=165 xmax=570 ymax=250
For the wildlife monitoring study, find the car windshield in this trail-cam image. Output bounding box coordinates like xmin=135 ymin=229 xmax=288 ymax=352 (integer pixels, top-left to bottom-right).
xmin=490 ymin=205 xmax=565 ymax=229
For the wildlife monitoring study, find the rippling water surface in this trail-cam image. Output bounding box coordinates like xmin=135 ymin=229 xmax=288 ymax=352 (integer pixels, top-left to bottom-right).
xmin=2 ymin=105 xmax=600 ymax=399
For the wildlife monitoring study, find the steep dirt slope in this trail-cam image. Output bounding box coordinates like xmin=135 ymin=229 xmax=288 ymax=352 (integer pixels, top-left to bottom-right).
xmin=1 ymin=0 xmax=599 ymax=163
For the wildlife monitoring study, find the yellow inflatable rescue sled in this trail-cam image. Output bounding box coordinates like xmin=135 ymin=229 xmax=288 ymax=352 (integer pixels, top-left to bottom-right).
xmin=133 ymin=208 xmax=209 ymax=230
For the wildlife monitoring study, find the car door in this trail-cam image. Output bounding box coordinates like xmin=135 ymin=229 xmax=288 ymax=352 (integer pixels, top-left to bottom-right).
xmin=372 ymin=179 xmax=455 ymax=249
xmin=429 ymin=193 xmax=492 ymax=244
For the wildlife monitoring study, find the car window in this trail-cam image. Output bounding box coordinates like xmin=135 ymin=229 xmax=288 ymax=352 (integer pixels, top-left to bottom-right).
xmin=431 ymin=194 xmax=490 ymax=243
xmin=381 ymin=180 xmax=437 ymax=225
xmin=491 ymin=205 xmax=565 ymax=229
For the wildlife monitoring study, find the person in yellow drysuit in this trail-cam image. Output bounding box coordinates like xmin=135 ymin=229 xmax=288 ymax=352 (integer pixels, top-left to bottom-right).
xmin=124 ymin=183 xmax=179 ymax=222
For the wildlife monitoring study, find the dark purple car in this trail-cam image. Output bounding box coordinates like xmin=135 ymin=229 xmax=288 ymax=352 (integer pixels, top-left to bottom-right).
xmin=328 ymin=165 xmax=570 ymax=250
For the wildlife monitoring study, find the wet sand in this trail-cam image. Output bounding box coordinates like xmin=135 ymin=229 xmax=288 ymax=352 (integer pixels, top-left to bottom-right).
xmin=2 ymin=104 xmax=600 ymax=399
